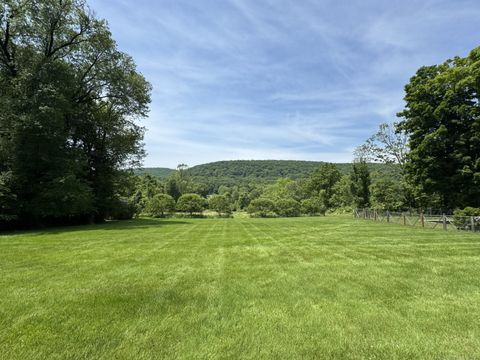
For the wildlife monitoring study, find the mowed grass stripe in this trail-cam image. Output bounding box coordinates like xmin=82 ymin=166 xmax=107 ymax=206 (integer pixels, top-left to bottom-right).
xmin=1 ymin=216 xmax=480 ymax=359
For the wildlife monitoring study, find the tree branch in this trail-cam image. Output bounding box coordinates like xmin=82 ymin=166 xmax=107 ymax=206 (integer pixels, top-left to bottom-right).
xmin=0 ymin=17 xmax=17 ymax=76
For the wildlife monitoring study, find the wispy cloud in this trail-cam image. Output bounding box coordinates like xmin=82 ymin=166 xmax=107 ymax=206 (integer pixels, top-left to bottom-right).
xmin=89 ymin=0 xmax=480 ymax=167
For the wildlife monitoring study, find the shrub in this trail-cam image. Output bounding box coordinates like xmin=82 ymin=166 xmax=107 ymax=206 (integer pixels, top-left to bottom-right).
xmin=110 ymin=198 xmax=136 ymax=220
xmin=275 ymin=199 xmax=301 ymax=217
xmin=208 ymin=195 xmax=232 ymax=217
xmin=453 ymin=207 xmax=480 ymax=231
xmin=176 ymin=193 xmax=207 ymax=216
xmin=301 ymin=197 xmax=326 ymax=216
xmin=247 ymin=198 xmax=276 ymax=217
xmin=145 ymin=194 xmax=175 ymax=217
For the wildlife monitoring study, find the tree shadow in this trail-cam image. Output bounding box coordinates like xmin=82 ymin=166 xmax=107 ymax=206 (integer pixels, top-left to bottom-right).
xmin=0 ymin=218 xmax=190 ymax=237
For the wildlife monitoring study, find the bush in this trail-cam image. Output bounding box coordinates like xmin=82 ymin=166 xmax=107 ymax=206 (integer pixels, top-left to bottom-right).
xmin=453 ymin=207 xmax=480 ymax=231
xmin=301 ymin=197 xmax=326 ymax=216
xmin=247 ymin=198 xmax=276 ymax=217
xmin=145 ymin=194 xmax=175 ymax=217
xmin=176 ymin=193 xmax=207 ymax=216
xmin=110 ymin=198 xmax=136 ymax=220
xmin=275 ymin=199 xmax=301 ymax=217
xmin=208 ymin=195 xmax=232 ymax=217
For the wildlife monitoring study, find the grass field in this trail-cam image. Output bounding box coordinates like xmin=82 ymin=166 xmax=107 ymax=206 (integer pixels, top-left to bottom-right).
xmin=1 ymin=216 xmax=480 ymax=359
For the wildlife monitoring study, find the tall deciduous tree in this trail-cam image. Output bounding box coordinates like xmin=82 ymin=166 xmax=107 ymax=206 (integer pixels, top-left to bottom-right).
xmin=354 ymin=122 xmax=408 ymax=170
xmin=397 ymin=47 xmax=480 ymax=209
xmin=0 ymin=0 xmax=151 ymax=226
xmin=303 ymin=163 xmax=341 ymax=208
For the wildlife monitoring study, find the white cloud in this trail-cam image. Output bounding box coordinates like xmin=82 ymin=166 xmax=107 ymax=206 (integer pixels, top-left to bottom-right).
xmin=88 ymin=0 xmax=480 ymax=167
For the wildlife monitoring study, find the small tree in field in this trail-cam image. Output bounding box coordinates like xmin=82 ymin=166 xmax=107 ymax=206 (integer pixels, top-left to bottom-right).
xmin=301 ymin=197 xmax=326 ymax=216
xmin=176 ymin=194 xmax=207 ymax=216
xmin=275 ymin=199 xmax=301 ymax=217
xmin=145 ymin=194 xmax=175 ymax=217
xmin=208 ymin=195 xmax=231 ymax=217
xmin=247 ymin=198 xmax=276 ymax=217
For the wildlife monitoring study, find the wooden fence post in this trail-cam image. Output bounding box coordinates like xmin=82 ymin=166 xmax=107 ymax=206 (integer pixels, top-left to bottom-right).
xmin=387 ymin=210 xmax=390 ymax=223
xmin=420 ymin=211 xmax=424 ymax=228
xmin=443 ymin=214 xmax=447 ymax=231
xmin=374 ymin=210 xmax=377 ymax=221
xmin=471 ymin=216 xmax=475 ymax=232
xmin=403 ymin=213 xmax=406 ymax=226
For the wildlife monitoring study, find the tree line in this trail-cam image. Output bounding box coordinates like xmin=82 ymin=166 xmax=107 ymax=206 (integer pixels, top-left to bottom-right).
xmin=129 ymin=160 xmax=406 ymax=218
xmin=0 ymin=0 xmax=478 ymax=227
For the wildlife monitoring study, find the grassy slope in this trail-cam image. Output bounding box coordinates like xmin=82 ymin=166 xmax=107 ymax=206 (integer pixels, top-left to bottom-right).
xmin=1 ymin=217 xmax=479 ymax=359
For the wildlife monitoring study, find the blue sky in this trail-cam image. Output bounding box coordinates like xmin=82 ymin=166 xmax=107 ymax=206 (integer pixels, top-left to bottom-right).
xmin=89 ymin=0 xmax=480 ymax=168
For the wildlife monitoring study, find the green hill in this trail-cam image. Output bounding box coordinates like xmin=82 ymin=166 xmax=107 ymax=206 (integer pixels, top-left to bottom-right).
xmin=188 ymin=160 xmax=329 ymax=180
xmin=139 ymin=160 xmax=400 ymax=188
xmin=135 ymin=167 xmax=175 ymax=178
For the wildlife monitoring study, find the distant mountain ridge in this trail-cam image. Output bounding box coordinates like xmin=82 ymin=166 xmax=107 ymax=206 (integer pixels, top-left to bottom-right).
xmin=189 ymin=160 xmax=343 ymax=180
xmin=137 ymin=160 xmax=399 ymax=183
xmin=135 ymin=167 xmax=175 ymax=178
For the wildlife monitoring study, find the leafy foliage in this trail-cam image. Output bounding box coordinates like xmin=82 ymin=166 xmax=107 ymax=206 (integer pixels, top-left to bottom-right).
xmin=145 ymin=194 xmax=175 ymax=218
xmin=453 ymin=207 xmax=480 ymax=231
xmin=135 ymin=168 xmax=175 ymax=178
xmin=247 ymin=198 xmax=276 ymax=218
xmin=0 ymin=0 xmax=150 ymax=227
xmin=369 ymin=179 xmax=406 ymax=210
xmin=300 ymin=197 xmax=326 ymax=216
xmin=355 ymin=123 xmax=408 ymax=168
xmin=109 ymin=198 xmax=137 ymax=220
xmin=397 ymin=47 xmax=480 ymax=208
xmin=275 ymin=198 xmax=301 ymax=217
xmin=303 ymin=163 xmax=341 ymax=208
xmin=176 ymin=193 xmax=207 ymax=215
xmin=208 ymin=195 xmax=231 ymax=216
xmin=350 ymin=160 xmax=371 ymax=208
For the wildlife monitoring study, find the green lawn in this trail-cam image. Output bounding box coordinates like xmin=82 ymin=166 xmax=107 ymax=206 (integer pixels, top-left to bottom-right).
xmin=1 ymin=216 xmax=480 ymax=359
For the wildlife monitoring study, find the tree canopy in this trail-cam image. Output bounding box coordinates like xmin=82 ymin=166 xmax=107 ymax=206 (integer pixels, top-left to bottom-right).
xmin=0 ymin=0 xmax=151 ymax=228
xmin=397 ymin=47 xmax=480 ymax=209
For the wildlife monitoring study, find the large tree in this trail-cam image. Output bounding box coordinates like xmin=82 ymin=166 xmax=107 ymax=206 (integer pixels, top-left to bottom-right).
xmin=0 ymin=0 xmax=151 ymax=227
xmin=397 ymin=47 xmax=480 ymax=209
xmin=303 ymin=163 xmax=341 ymax=208
xmin=354 ymin=122 xmax=408 ymax=171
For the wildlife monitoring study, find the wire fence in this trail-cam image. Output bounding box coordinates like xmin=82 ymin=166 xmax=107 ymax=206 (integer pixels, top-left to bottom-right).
xmin=354 ymin=209 xmax=480 ymax=233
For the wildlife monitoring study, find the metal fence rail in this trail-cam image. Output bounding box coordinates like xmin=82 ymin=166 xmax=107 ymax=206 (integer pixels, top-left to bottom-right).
xmin=354 ymin=209 xmax=480 ymax=233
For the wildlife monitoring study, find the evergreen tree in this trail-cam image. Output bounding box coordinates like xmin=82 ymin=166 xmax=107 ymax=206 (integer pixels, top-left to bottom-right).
xmin=350 ymin=160 xmax=371 ymax=208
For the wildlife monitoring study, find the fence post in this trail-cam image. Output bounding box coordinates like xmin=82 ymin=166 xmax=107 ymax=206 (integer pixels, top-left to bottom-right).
xmin=387 ymin=210 xmax=390 ymax=223
xmin=374 ymin=210 xmax=377 ymax=221
xmin=471 ymin=216 xmax=475 ymax=232
xmin=443 ymin=214 xmax=447 ymax=231
xmin=403 ymin=213 xmax=406 ymax=226
xmin=420 ymin=211 xmax=424 ymax=228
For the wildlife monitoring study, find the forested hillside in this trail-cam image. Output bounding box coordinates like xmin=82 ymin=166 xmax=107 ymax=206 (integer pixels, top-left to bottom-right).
xmin=135 ymin=168 xmax=175 ymax=178
xmin=140 ymin=160 xmax=400 ymax=186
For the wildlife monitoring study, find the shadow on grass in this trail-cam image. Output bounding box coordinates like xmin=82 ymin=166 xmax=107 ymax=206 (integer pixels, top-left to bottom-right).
xmin=0 ymin=218 xmax=190 ymax=237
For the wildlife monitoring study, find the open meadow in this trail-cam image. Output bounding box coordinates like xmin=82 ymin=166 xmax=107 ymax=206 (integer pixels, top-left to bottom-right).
xmin=1 ymin=216 xmax=480 ymax=359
